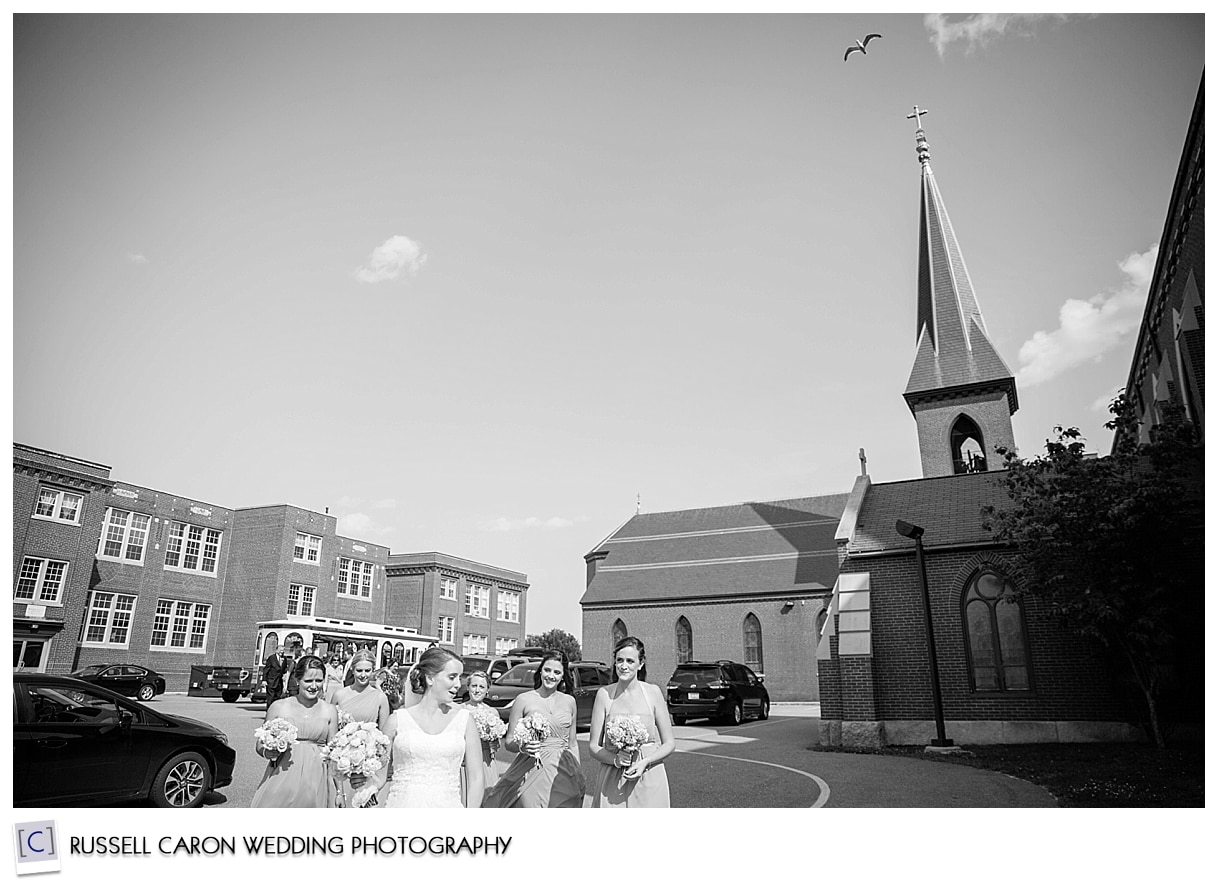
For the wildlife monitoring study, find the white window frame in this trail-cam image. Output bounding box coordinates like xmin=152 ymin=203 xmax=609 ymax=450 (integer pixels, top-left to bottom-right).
xmin=287 ymin=583 xmax=315 ymax=617
xmin=293 ymin=532 xmax=322 ymax=565
xmin=465 ymin=584 xmax=490 ymax=619
xmin=150 ymin=599 xmax=211 ymax=652
xmin=33 ymin=486 xmax=84 ymax=524
xmin=14 ymin=556 xmax=68 ymax=605
xmin=439 ymin=576 xmax=458 ymax=601
xmin=495 ymin=636 xmax=519 ymax=655
xmin=82 ymin=591 xmax=137 ymax=647
xmin=497 ymin=590 xmax=520 ymax=623
xmin=164 ymin=522 xmax=223 ymax=575
xmin=437 ymin=615 xmax=455 ymax=644
xmin=97 ymin=508 xmax=151 ymax=565
xmin=337 ymin=559 xmax=374 ymax=600
xmin=462 ymin=633 xmax=488 ymax=655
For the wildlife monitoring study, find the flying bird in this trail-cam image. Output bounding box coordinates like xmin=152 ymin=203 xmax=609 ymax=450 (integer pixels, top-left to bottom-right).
xmin=844 ymin=33 xmax=882 ymax=62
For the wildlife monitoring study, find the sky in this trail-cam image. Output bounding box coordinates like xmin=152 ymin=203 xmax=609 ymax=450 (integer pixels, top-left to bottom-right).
xmin=11 ymin=13 xmax=1205 ymax=639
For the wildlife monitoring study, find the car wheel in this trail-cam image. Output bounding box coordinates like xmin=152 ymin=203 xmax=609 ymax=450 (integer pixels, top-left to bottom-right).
xmin=725 ymin=701 xmax=743 ymax=726
xmin=221 ymin=691 xmax=239 ymax=703
xmin=136 ymin=684 xmax=156 ymax=701
xmin=759 ymin=698 xmax=770 ymax=721
xmin=151 ymin=752 xmax=210 ymax=808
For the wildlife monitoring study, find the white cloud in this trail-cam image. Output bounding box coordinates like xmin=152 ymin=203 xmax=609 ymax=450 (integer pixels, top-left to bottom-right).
xmin=337 ymin=511 xmax=396 ymax=539
xmin=485 ymin=516 xmax=576 ymax=533
xmin=924 ymin=13 xmax=1083 ymax=57
xmin=353 ymin=235 xmax=427 ymax=283
xmin=1015 ymin=244 xmax=1157 ymax=388
xmin=126 ymin=253 xmax=149 ymax=264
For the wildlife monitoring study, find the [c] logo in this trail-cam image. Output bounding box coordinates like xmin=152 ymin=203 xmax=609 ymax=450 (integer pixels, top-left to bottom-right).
xmin=12 ymin=821 xmax=61 ymax=875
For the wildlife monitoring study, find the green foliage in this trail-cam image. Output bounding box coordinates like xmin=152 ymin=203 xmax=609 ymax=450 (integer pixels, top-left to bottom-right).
xmin=982 ymin=395 xmax=1201 ymax=747
xmin=525 ymin=628 xmax=583 ymax=662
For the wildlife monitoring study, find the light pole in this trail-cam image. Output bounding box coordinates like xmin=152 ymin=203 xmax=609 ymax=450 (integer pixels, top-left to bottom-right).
xmin=895 ymin=519 xmax=954 ymax=748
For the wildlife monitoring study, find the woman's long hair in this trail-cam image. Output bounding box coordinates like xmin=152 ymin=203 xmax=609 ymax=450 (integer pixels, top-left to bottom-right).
xmin=531 ymin=651 xmax=573 ymax=693
xmin=610 ymin=636 xmax=648 ymax=683
xmin=291 ymin=655 xmax=327 ymax=682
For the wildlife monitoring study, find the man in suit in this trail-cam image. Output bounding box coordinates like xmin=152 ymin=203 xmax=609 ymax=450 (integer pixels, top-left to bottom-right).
xmin=263 ymin=647 xmax=290 ymax=703
xmin=284 ymin=644 xmax=303 ymax=697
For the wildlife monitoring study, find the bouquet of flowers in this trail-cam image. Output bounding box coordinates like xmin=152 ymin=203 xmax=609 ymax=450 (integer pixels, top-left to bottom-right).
xmin=322 ymin=720 xmax=392 ymax=808
xmin=604 ymin=715 xmax=650 ymax=767
xmin=373 ymin=667 xmax=404 ymax=711
xmin=510 ymin=711 xmax=553 ymax=761
xmin=470 ymin=706 xmax=508 ymax=745
xmin=254 ymin=718 xmax=298 ymax=764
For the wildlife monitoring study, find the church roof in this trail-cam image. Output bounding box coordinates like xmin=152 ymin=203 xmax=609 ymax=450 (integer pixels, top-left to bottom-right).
xmin=903 ymin=121 xmax=1018 ymax=414
xmin=580 ymin=494 xmax=849 ymax=607
xmin=844 ymin=470 xmax=1011 ymax=555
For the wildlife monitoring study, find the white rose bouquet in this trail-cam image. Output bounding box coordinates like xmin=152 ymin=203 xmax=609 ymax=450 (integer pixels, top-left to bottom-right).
xmin=254 ymin=718 xmax=299 ymax=765
xmin=322 ymin=720 xmax=392 ymax=808
xmin=604 ymin=715 xmax=650 ymax=768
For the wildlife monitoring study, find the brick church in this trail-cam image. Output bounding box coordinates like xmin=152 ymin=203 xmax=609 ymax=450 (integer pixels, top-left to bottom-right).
xmin=584 ymin=79 xmax=1203 ymax=742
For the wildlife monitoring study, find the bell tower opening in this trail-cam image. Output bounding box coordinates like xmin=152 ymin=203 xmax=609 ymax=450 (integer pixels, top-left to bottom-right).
xmin=950 ymin=415 xmax=988 ymax=474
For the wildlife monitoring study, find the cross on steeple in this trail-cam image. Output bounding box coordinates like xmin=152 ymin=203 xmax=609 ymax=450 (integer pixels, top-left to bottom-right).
xmin=906 ymin=105 xmax=928 ymax=131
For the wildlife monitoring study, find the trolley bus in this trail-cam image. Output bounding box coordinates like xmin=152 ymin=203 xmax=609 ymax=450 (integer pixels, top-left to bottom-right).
xmin=248 ymin=616 xmax=437 ymax=701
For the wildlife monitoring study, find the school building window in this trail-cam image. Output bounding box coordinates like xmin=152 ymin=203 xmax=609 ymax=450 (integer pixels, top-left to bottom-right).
xmin=496 ymin=590 xmax=520 ymax=623
xmin=164 ymin=522 xmax=222 ymax=574
xmin=294 ymin=532 xmax=322 ymax=564
xmin=439 ymin=577 xmax=458 ymax=600
xmin=495 ymin=636 xmax=518 ymax=655
xmin=98 ymin=508 xmax=151 ymax=564
xmin=82 ymin=591 xmax=136 ymax=647
xmin=15 ymin=556 xmax=68 ymax=604
xmin=465 ymin=584 xmax=490 ymax=619
xmin=287 ymin=583 xmax=316 ymax=616
xmin=150 ymin=599 xmax=211 ymax=651
xmin=462 ymin=633 xmax=488 ymax=655
xmin=34 ymin=486 xmax=84 ymax=524
xmin=337 ymin=558 xmax=374 ymax=598
xmin=437 ymin=616 xmax=455 ymax=644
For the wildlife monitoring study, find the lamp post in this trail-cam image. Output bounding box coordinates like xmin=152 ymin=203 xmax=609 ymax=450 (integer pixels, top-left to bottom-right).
xmin=895 ymin=519 xmax=954 ymax=748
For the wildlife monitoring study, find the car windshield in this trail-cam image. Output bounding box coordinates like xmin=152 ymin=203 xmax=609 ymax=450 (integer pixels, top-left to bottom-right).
xmin=463 ymin=659 xmax=490 ymax=674
xmin=70 ymin=665 xmax=107 ymax=677
xmin=672 ymin=667 xmax=720 ymax=686
xmin=496 ymin=664 xmax=537 ymax=686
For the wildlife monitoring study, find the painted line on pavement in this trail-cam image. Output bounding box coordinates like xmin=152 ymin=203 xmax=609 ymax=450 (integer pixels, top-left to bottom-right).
xmin=674 ymin=749 xmax=831 ymax=808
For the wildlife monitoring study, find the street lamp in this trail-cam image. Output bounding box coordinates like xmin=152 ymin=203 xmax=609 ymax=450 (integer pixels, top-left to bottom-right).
xmin=895 ymin=519 xmax=954 ymax=749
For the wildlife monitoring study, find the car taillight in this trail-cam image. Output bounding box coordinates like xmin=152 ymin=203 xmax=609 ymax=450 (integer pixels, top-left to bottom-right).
xmin=666 ymin=683 xmax=678 ymax=689
xmin=707 ymin=681 xmax=725 ymax=689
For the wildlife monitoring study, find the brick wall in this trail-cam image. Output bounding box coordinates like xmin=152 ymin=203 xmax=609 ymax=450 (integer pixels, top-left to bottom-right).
xmin=912 ymin=390 xmax=1016 ymax=477
xmin=583 ymin=595 xmax=827 ymax=700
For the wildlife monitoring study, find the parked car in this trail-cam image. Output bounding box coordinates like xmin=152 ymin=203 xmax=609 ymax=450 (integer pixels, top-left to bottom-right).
xmin=13 ymin=673 xmax=236 ymax=808
xmin=69 ymin=663 xmax=166 ymax=702
xmin=666 ymin=660 xmax=769 ymax=725
xmin=483 ymin=660 xmax=612 ymax=729
xmin=456 ymin=654 xmax=529 ymax=702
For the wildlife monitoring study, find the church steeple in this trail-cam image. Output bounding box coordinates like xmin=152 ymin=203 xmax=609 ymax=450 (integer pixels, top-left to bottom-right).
xmin=902 ymin=107 xmax=1019 ymax=478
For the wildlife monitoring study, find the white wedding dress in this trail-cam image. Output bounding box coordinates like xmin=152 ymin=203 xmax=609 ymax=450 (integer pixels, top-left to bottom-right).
xmin=385 ymin=706 xmax=469 ymax=808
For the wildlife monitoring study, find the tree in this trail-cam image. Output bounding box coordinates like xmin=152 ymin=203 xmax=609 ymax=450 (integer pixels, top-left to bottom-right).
xmin=982 ymin=395 xmax=1202 ymax=748
xmin=525 ymin=629 xmax=582 ymax=662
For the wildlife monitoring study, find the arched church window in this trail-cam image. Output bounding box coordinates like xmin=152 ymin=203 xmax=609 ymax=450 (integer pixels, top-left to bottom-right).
xmin=611 ymin=619 xmax=627 ymax=648
xmin=743 ymin=613 xmax=763 ymax=672
xmin=951 ymin=415 xmax=988 ymax=474
xmin=962 ymin=569 xmax=1031 ymax=692
xmin=675 ymin=616 xmax=693 ymax=664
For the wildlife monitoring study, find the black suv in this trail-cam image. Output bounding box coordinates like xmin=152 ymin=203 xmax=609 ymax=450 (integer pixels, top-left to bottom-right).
xmin=666 ymin=660 xmax=769 ymax=725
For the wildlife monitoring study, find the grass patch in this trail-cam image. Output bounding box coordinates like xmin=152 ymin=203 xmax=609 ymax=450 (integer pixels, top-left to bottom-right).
xmin=812 ymin=742 xmax=1203 ymax=807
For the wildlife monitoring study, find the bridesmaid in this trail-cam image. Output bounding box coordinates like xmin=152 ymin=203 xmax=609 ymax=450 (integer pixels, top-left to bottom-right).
xmin=463 ymin=671 xmax=502 ymax=792
xmin=482 ymin=651 xmax=584 ymax=808
xmin=251 ymin=656 xmax=338 ymax=807
xmin=323 ymin=653 xmax=345 ymax=702
xmin=332 ymin=649 xmax=392 ymax=807
xmin=588 ymin=637 xmax=673 ymax=807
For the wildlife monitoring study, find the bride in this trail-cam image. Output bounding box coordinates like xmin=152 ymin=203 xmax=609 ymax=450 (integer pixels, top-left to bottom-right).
xmin=383 ymin=647 xmax=485 ymax=808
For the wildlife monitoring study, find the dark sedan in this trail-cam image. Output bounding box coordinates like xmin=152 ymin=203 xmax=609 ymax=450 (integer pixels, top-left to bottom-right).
xmin=70 ymin=663 xmax=166 ymax=702
xmin=14 ymin=673 xmax=235 ymax=808
xmin=483 ymin=661 xmax=612 ymax=729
